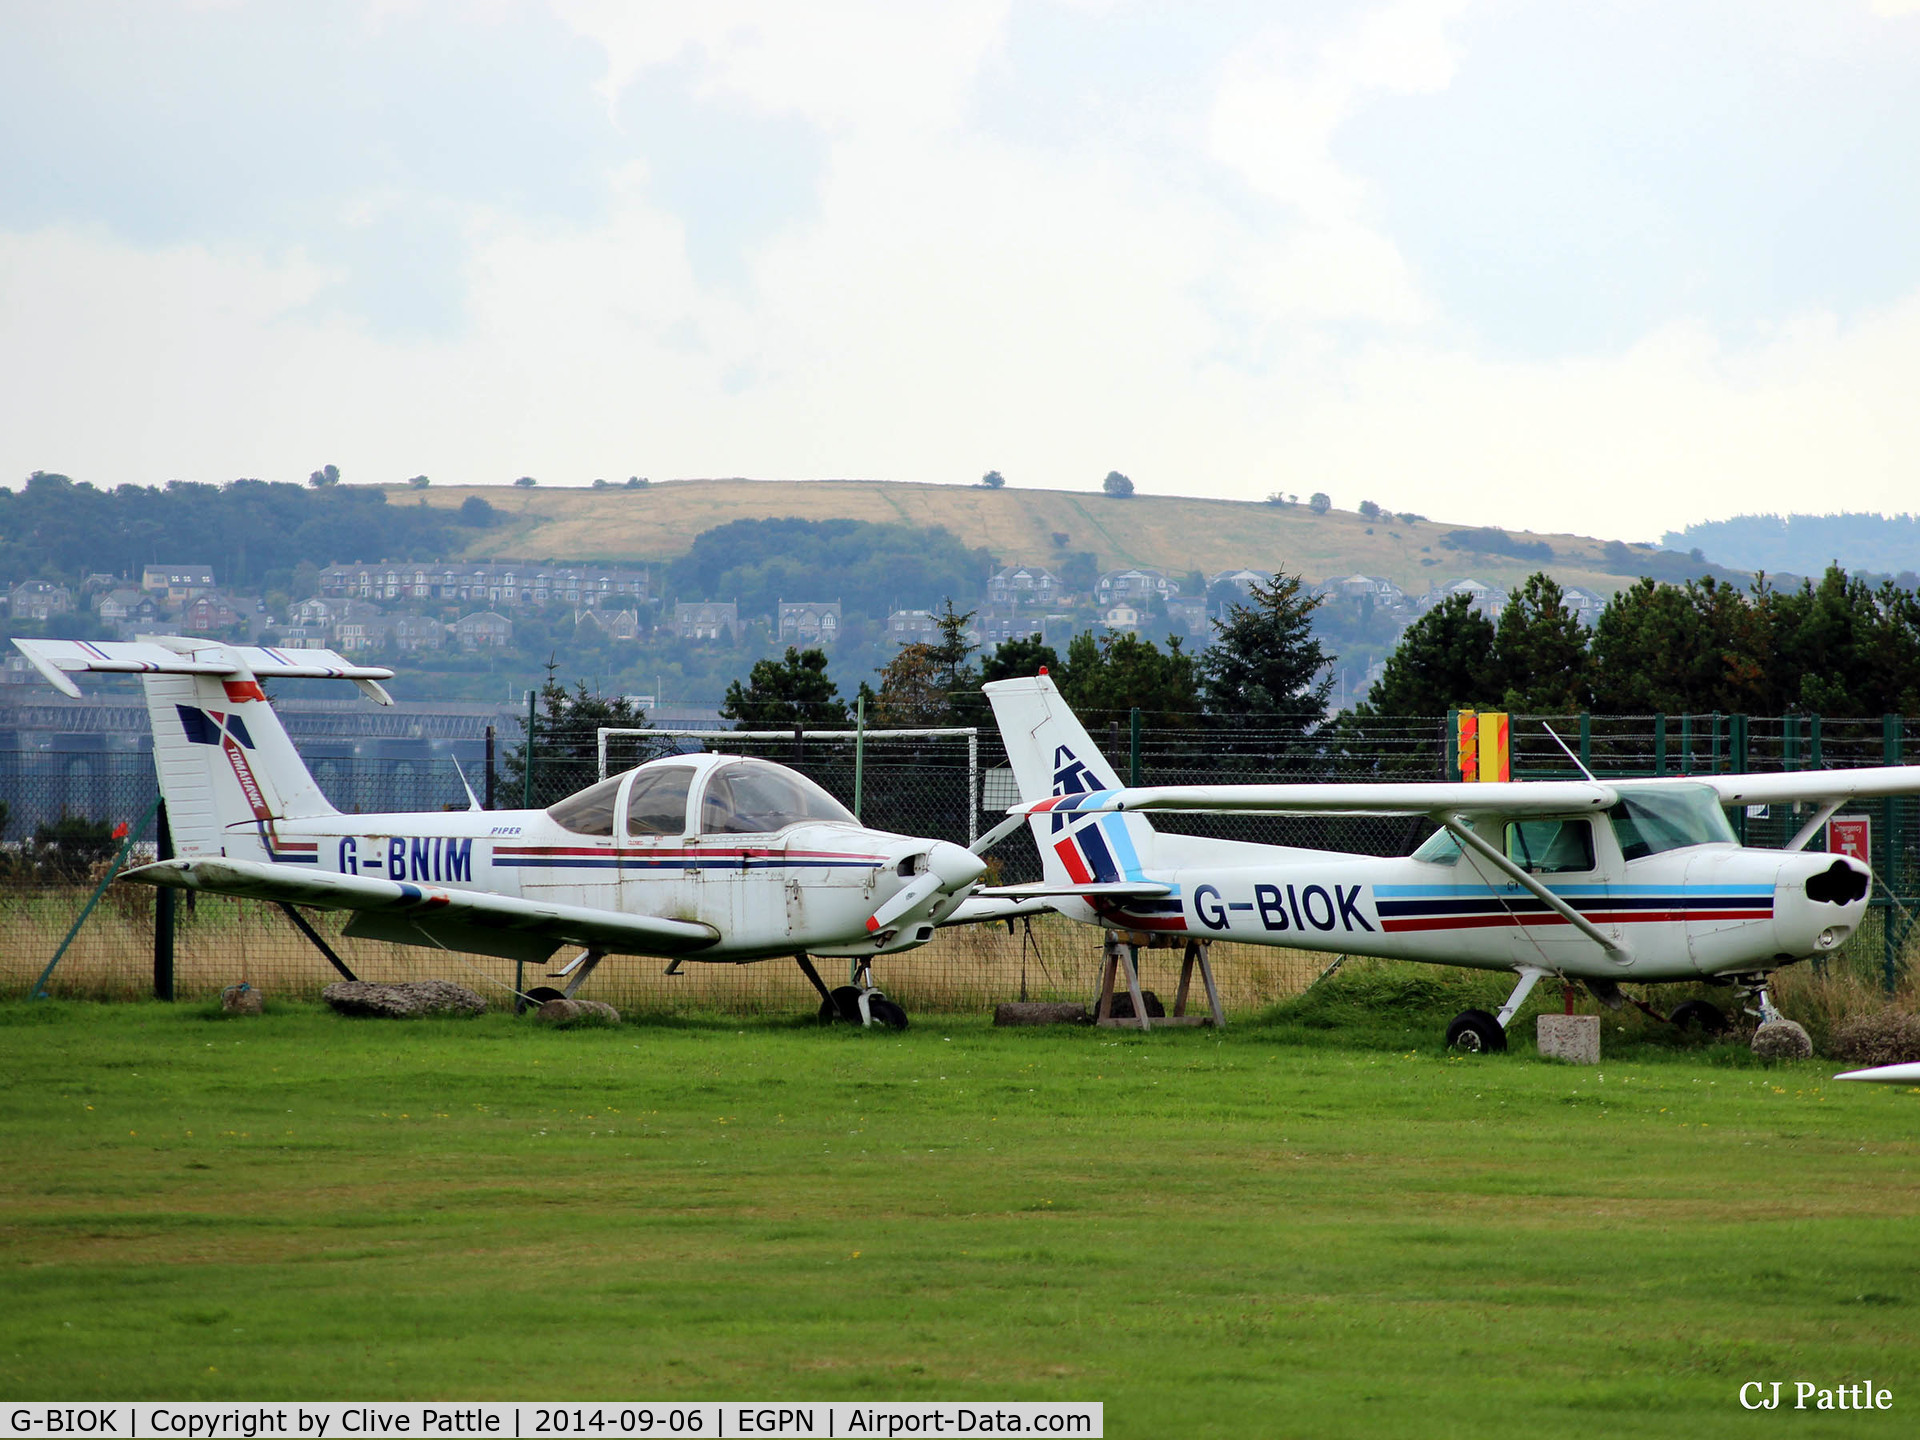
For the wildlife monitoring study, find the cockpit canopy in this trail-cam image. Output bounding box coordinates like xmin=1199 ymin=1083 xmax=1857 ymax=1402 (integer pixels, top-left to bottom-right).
xmin=546 ymin=756 xmax=856 ymax=837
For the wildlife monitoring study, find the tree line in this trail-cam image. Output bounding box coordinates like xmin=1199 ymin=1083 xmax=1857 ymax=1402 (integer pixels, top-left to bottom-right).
xmin=1363 ymin=567 xmax=1920 ymax=717
xmin=0 ymin=470 xmax=477 ymax=587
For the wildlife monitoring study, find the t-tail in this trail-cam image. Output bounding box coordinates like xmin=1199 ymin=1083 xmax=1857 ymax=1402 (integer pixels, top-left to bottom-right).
xmin=981 ymin=673 xmax=1165 ymax=887
xmin=11 ymin=638 xmax=394 ymax=859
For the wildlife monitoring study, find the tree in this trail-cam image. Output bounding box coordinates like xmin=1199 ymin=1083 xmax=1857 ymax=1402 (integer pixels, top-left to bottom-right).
xmin=1358 ymin=594 xmax=1497 ymax=715
xmin=1198 ymin=569 xmax=1332 ymax=733
xmin=503 ymin=662 xmax=653 ymax=808
xmin=514 ymin=475 xmax=538 ymax=487
xmin=627 ymin=476 xmax=649 ymax=488
xmin=1587 ymin=576 xmax=1765 ymax=714
xmin=1103 ymin=470 xmax=1135 ymax=499
xmin=1492 ymin=572 xmax=1589 ymax=711
xmin=1357 ymin=500 xmax=1381 ymax=520
xmin=307 ymin=464 xmax=341 ymax=488
xmin=1308 ymin=492 xmax=1331 ymax=515
xmin=980 ymin=470 xmax=1006 ymax=489
xmin=1057 ymin=631 xmax=1197 ymax=720
xmin=459 ymin=495 xmax=495 ymax=527
xmin=873 ymin=601 xmax=979 ymax=726
xmin=406 ymin=475 xmax=430 ymax=488
xmin=721 ymin=647 xmax=849 ymax=727
xmin=980 ymin=635 xmax=1058 ymax=686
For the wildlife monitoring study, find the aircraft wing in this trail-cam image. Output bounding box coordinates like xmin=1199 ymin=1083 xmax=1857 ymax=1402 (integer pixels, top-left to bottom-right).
xmin=1688 ymin=767 xmax=1920 ymax=807
xmin=938 ymin=895 xmax=1058 ymax=926
xmin=1018 ymin=780 xmax=1619 ymax=819
xmin=121 ymin=857 xmax=721 ymax=961
xmin=12 ymin=637 xmax=396 ymax=703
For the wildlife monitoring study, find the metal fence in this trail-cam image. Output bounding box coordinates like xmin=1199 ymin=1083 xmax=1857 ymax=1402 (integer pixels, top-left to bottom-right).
xmin=5 ymin=707 xmax=1918 ymax=1007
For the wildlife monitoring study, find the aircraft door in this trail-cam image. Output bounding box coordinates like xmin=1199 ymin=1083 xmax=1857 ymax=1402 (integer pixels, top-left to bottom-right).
xmin=530 ymin=772 xmax=630 ymax=911
xmin=1501 ymin=817 xmax=1612 ymax=964
xmin=619 ymin=764 xmax=698 ymax=917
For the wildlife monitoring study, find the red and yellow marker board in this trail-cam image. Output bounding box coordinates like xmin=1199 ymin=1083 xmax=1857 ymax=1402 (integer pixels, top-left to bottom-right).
xmin=1456 ymin=710 xmax=1510 ymax=783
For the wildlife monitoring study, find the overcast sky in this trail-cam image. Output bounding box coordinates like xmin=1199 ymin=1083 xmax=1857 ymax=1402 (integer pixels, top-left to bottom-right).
xmin=3 ymin=0 xmax=1917 ymax=539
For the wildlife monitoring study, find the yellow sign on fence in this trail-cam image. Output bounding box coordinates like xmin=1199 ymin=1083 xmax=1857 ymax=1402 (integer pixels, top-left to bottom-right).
xmin=1456 ymin=710 xmax=1510 ymax=783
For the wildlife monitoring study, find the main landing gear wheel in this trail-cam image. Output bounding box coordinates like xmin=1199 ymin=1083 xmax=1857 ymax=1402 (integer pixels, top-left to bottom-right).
xmin=1446 ymin=1009 xmax=1507 ymax=1053
xmin=523 ymin=986 xmax=568 ymax=1006
xmin=1669 ymin=999 xmax=1729 ymax=1034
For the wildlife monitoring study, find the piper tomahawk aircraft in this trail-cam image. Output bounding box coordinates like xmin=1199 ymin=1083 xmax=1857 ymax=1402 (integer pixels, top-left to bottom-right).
xmin=985 ymin=673 xmax=1920 ymax=1049
xmin=15 ymin=638 xmax=1001 ymax=1026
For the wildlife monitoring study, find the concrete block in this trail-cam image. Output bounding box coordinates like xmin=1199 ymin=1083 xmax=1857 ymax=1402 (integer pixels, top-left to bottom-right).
xmin=1537 ymin=1013 xmax=1601 ymax=1064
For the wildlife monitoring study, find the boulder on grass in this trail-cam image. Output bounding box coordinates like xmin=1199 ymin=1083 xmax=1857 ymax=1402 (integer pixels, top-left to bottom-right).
xmin=993 ymin=1001 xmax=1090 ymax=1027
xmin=1830 ymin=1010 xmax=1920 ymax=1068
xmin=220 ymin=983 xmax=264 ymax=1016
xmin=1751 ymin=1019 xmax=1814 ymax=1061
xmin=534 ymin=998 xmax=620 ymax=1027
xmin=322 ymin=980 xmax=486 ymax=1018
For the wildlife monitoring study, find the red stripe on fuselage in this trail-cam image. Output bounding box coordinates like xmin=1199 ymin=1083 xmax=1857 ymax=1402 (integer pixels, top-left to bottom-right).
xmin=1381 ymin=908 xmax=1772 ymax=934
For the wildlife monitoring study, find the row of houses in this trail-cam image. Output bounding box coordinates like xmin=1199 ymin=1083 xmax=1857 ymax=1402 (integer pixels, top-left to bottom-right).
xmin=284 ymin=599 xmax=517 ymax=653
xmin=317 ymin=562 xmax=649 ymax=609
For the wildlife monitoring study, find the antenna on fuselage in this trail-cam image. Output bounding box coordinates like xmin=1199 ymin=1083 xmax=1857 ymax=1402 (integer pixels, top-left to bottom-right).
xmin=451 ymin=755 xmax=485 ymax=812
xmin=1541 ymin=723 xmax=1597 ymax=783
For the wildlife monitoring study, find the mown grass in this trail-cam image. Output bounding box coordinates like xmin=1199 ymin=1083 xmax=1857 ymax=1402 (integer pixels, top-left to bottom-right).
xmin=1 ymin=985 xmax=1915 ymax=1439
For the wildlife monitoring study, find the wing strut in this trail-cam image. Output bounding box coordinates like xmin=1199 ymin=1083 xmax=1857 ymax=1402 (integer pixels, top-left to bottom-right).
xmin=1441 ymin=814 xmax=1632 ymax=966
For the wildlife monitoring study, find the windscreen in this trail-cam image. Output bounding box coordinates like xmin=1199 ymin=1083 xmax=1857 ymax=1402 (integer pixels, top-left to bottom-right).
xmin=700 ymin=758 xmax=857 ymax=834
xmin=1607 ymin=784 xmax=1737 ymax=860
xmin=547 ymin=775 xmax=623 ymax=836
xmin=625 ymin=765 xmax=694 ymax=836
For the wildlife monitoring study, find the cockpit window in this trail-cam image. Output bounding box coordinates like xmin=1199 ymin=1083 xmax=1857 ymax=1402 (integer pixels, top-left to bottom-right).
xmin=547 ymin=775 xmax=622 ymax=836
xmin=625 ymin=765 xmax=695 ymax=836
xmin=1506 ymin=819 xmax=1594 ymax=874
xmin=700 ymin=759 xmax=857 ymax=834
xmin=1607 ymin=783 xmax=1737 ymax=860
xmin=1412 ymin=821 xmax=1472 ymax=865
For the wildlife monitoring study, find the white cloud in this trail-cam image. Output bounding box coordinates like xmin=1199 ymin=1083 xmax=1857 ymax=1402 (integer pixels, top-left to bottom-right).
xmin=3 ymin=0 xmax=1918 ymax=554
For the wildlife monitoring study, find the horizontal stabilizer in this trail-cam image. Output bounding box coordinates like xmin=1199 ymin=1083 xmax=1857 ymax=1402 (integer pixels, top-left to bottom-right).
xmin=121 ymin=857 xmax=720 ymax=958
xmin=12 ymin=638 xmax=395 ymax=703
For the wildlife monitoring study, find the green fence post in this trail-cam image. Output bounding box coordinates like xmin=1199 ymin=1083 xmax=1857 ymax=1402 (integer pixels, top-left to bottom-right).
xmin=1653 ymin=714 xmax=1667 ymax=778
xmin=1885 ymin=714 xmax=1903 ymax=996
xmin=854 ymin=692 xmax=866 ymax=821
xmin=1784 ymin=713 xmax=1798 ymax=771
xmin=1445 ymin=710 xmax=1458 ymax=782
xmin=1129 ymin=707 xmax=1141 ymax=788
xmin=522 ymin=687 xmax=537 ymax=810
xmin=1680 ymin=714 xmax=1692 ymax=775
xmin=1809 ymin=713 xmax=1822 ymax=770
xmin=153 ymin=799 xmax=175 ymax=1002
xmin=1731 ymin=714 xmax=1749 ymax=843
xmin=1578 ymin=712 xmax=1592 ymax=775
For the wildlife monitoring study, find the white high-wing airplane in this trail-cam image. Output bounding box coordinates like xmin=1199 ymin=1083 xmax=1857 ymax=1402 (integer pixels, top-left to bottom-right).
xmin=15 ymin=638 xmax=1006 ymax=1026
xmin=984 ymin=673 xmax=1920 ymax=1049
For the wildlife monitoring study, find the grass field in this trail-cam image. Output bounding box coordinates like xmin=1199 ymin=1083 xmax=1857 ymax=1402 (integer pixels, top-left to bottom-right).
xmin=399 ymin=479 xmax=1641 ymax=597
xmin=2 ymin=984 xmax=1915 ymax=1438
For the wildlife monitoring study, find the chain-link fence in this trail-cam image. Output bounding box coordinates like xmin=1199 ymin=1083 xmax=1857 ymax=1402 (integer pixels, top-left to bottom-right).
xmin=5 ymin=707 xmax=1918 ymax=1008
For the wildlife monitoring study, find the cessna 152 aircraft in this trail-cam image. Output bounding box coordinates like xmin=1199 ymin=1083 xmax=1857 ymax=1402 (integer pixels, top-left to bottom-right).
xmin=985 ymin=673 xmax=1920 ymax=1049
xmin=14 ymin=638 xmax=1000 ymax=1026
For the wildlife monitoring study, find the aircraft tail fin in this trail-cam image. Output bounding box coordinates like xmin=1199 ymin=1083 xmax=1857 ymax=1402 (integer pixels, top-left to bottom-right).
xmin=981 ymin=672 xmax=1162 ymax=887
xmin=12 ymin=638 xmax=393 ymax=858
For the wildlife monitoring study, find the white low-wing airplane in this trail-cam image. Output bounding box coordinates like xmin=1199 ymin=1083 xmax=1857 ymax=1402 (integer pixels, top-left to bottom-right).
xmin=984 ymin=673 xmax=1920 ymax=1049
xmin=15 ymin=637 xmax=1004 ymax=1026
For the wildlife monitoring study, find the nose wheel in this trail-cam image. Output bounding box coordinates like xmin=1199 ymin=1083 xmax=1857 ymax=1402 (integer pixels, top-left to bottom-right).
xmin=794 ymin=954 xmax=910 ymax=1030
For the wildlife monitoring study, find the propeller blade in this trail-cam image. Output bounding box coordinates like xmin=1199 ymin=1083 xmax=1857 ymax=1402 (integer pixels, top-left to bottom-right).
xmin=867 ymin=872 xmax=944 ymax=934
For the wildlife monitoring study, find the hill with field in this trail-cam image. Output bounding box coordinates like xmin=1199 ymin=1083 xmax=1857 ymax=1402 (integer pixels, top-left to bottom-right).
xmin=401 ymin=478 xmax=1700 ymax=597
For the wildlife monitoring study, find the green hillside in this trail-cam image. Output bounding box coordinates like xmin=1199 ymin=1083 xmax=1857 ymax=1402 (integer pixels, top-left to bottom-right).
xmin=402 ymin=479 xmax=1658 ymax=596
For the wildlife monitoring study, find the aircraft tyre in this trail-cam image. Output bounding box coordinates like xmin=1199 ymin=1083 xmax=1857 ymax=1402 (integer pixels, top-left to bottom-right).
xmin=1669 ymin=999 xmax=1729 ymax=1034
xmin=865 ymin=997 xmax=909 ymax=1030
xmin=524 ymin=986 xmax=568 ymax=1006
xmin=1446 ymin=1009 xmax=1507 ymax=1053
xmin=820 ymin=986 xmax=865 ymax=1023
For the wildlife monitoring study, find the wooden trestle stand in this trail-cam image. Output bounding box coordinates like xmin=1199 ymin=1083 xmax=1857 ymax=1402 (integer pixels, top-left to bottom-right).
xmin=1094 ymin=931 xmax=1225 ymax=1030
